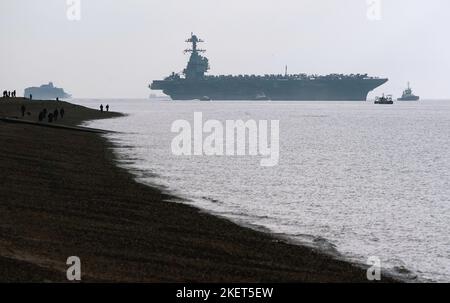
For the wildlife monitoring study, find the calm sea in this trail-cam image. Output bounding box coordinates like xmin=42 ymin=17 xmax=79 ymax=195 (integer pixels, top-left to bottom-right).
xmin=74 ymin=99 xmax=450 ymax=282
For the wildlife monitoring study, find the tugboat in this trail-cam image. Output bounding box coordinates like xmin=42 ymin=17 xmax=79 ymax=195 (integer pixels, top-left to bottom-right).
xmin=374 ymin=94 xmax=394 ymax=104
xmin=397 ymin=82 xmax=419 ymax=101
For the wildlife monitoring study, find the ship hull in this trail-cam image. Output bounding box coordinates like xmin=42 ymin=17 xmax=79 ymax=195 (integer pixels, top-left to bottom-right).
xmin=151 ymin=78 xmax=388 ymax=101
xmin=397 ymin=96 xmax=419 ymax=101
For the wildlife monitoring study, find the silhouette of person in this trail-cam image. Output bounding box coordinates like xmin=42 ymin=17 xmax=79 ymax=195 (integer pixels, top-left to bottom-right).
xmin=38 ymin=111 xmax=44 ymax=122
xmin=7 ymin=91 xmax=11 ymax=97
xmin=48 ymin=113 xmax=53 ymax=123
xmin=53 ymin=109 xmax=58 ymax=121
xmin=21 ymin=105 xmax=26 ymax=117
xmin=29 ymin=94 xmax=33 ymax=100
xmin=56 ymin=97 xmax=59 ymax=102
xmin=60 ymin=108 xmax=65 ymax=118
xmin=12 ymin=90 xmax=16 ymax=98
xmin=100 ymin=104 xmax=104 ymax=112
xmin=106 ymin=104 xmax=109 ymax=112
xmin=41 ymin=110 xmax=46 ymax=121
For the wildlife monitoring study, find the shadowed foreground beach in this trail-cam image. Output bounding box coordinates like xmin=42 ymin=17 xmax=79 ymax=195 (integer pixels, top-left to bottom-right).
xmin=0 ymin=98 xmax=397 ymax=282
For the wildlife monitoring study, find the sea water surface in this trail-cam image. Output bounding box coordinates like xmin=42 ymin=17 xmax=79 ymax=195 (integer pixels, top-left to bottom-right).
xmin=74 ymin=99 xmax=450 ymax=282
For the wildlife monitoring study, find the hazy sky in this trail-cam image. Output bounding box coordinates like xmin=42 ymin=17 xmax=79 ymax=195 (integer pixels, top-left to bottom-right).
xmin=1 ymin=0 xmax=449 ymax=98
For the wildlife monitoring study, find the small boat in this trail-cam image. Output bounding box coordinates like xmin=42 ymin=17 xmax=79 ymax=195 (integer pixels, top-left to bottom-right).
xmin=375 ymin=94 xmax=394 ymax=104
xmin=254 ymin=93 xmax=270 ymax=101
xmin=199 ymin=96 xmax=211 ymax=101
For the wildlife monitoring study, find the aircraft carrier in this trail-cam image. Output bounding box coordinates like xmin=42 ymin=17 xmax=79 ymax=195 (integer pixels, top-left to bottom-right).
xmin=150 ymin=34 xmax=388 ymax=101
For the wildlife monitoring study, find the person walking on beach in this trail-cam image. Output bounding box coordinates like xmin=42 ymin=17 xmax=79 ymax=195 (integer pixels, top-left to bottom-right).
xmin=21 ymin=105 xmax=26 ymax=117
xmin=29 ymin=94 xmax=33 ymax=100
xmin=106 ymin=104 xmax=109 ymax=112
xmin=100 ymin=104 xmax=104 ymax=112
xmin=53 ymin=109 xmax=59 ymax=121
xmin=60 ymin=108 xmax=65 ymax=118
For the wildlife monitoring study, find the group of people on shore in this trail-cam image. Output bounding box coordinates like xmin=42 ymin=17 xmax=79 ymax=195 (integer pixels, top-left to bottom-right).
xmin=14 ymin=102 xmax=66 ymax=123
xmin=2 ymin=90 xmax=17 ymax=98
xmin=100 ymin=104 xmax=110 ymax=112
xmin=37 ymin=107 xmax=65 ymax=123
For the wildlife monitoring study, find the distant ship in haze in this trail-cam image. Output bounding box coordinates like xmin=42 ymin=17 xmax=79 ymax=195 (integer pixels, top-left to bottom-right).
xmin=149 ymin=93 xmax=170 ymax=101
xmin=24 ymin=82 xmax=71 ymax=100
xmin=150 ymin=33 xmax=388 ymax=101
xmin=397 ymin=82 xmax=419 ymax=101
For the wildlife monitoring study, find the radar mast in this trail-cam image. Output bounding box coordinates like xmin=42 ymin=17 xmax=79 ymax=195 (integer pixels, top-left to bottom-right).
xmin=183 ymin=33 xmax=210 ymax=80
